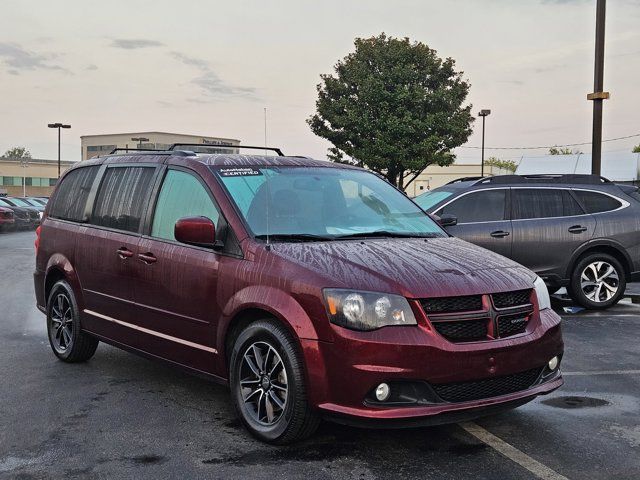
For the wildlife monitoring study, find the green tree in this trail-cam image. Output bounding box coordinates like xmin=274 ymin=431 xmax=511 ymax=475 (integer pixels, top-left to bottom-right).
xmin=2 ymin=146 xmax=32 ymax=160
xmin=308 ymin=33 xmax=474 ymax=188
xmin=485 ymin=157 xmax=517 ymax=173
xmin=632 ymin=144 xmax=640 ymax=153
xmin=549 ymin=146 xmax=580 ymax=155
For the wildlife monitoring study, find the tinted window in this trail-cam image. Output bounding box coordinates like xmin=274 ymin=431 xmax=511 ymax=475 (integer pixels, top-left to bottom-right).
xmin=151 ymin=170 xmax=220 ymax=241
xmin=573 ymin=190 xmax=622 ymax=213
xmin=438 ymin=190 xmax=506 ymax=223
xmin=512 ymin=189 xmax=585 ymax=219
xmin=92 ymin=167 xmax=155 ymax=232
xmin=49 ymin=166 xmax=99 ymax=222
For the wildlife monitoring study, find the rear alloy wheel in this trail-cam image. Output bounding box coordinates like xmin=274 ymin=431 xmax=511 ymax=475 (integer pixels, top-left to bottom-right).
xmin=46 ymin=280 xmax=99 ymax=362
xmin=569 ymin=253 xmax=626 ymax=309
xmin=229 ymin=319 xmax=320 ymax=444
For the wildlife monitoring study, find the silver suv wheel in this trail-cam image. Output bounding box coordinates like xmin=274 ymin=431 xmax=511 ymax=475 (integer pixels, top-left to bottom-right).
xmin=580 ymin=261 xmax=619 ymax=303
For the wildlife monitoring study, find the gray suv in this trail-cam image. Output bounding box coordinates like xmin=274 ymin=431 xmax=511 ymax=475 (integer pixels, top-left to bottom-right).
xmin=414 ymin=174 xmax=640 ymax=309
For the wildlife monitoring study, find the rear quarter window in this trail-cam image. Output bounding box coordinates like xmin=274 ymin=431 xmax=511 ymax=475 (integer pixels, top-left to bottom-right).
xmin=573 ymin=190 xmax=622 ymax=214
xmin=48 ymin=166 xmax=99 ymax=222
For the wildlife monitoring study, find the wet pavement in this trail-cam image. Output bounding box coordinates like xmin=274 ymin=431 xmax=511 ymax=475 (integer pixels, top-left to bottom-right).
xmin=1 ymin=230 xmax=639 ymax=479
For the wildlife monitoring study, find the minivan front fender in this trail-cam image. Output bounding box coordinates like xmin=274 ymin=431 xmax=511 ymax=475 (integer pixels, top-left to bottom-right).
xmin=217 ymin=286 xmax=322 ymax=348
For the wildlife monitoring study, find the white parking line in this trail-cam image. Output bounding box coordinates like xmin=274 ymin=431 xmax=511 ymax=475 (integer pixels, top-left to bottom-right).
xmin=459 ymin=422 xmax=570 ymax=480
xmin=562 ymin=370 xmax=640 ymax=376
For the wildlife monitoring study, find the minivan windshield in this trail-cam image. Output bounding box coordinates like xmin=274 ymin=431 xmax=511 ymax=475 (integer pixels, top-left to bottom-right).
xmin=215 ymin=166 xmax=445 ymax=241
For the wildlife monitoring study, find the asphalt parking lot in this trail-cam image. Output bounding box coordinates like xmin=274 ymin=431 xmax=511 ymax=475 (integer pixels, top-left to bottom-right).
xmin=1 ymin=229 xmax=639 ymax=480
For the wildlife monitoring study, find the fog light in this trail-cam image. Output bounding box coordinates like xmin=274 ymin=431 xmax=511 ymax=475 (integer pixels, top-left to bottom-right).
xmin=375 ymin=383 xmax=391 ymax=401
xmin=548 ymin=356 xmax=559 ymax=371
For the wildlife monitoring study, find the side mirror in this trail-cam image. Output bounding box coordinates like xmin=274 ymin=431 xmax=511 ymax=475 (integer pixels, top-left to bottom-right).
xmin=438 ymin=214 xmax=458 ymax=227
xmin=174 ymin=216 xmax=217 ymax=248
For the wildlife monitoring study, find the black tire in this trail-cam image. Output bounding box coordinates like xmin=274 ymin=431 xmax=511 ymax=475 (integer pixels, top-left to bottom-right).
xmin=229 ymin=319 xmax=320 ymax=444
xmin=569 ymin=253 xmax=626 ymax=310
xmin=46 ymin=280 xmax=99 ymax=362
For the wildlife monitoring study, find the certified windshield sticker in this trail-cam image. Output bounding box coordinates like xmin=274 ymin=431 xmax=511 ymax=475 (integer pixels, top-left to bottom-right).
xmin=218 ymin=167 xmax=263 ymax=177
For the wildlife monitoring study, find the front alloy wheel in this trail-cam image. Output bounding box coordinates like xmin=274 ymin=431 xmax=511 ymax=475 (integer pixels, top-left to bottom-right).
xmin=229 ymin=319 xmax=320 ymax=444
xmin=239 ymin=341 xmax=289 ymax=426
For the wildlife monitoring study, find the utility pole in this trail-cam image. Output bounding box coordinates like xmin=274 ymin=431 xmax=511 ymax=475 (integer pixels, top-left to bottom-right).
xmin=588 ymin=0 xmax=609 ymax=175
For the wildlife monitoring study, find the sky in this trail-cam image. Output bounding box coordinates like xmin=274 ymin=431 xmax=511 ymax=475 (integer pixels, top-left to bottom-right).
xmin=0 ymin=0 xmax=639 ymax=163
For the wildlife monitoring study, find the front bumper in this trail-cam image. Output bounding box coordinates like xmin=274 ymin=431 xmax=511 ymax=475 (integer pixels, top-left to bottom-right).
xmin=302 ymin=308 xmax=563 ymax=424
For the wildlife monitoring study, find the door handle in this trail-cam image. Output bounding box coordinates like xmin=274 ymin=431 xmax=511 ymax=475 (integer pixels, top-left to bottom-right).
xmin=490 ymin=230 xmax=510 ymax=238
xmin=117 ymin=247 xmax=134 ymax=259
xmin=138 ymin=252 xmax=157 ymax=264
xmin=568 ymin=225 xmax=588 ymax=234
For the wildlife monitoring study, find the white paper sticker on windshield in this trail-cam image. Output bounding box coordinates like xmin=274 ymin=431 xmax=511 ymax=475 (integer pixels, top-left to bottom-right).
xmin=218 ymin=168 xmax=263 ymax=177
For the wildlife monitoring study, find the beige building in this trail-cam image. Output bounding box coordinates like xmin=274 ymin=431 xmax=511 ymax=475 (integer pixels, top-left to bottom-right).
xmin=404 ymin=163 xmax=512 ymax=197
xmin=0 ymin=157 xmax=77 ymax=197
xmin=80 ymin=131 xmax=241 ymax=160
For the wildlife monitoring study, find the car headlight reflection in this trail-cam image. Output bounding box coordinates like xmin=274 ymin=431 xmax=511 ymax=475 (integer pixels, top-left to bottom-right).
xmin=534 ymin=276 xmax=551 ymax=311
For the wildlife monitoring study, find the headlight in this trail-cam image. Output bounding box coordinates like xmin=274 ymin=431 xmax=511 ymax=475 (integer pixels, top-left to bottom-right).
xmin=533 ymin=276 xmax=551 ymax=311
xmin=323 ymin=289 xmax=417 ymax=331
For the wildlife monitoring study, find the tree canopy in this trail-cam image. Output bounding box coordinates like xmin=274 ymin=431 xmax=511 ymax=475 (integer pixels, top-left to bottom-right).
xmin=633 ymin=144 xmax=640 ymax=153
xmin=549 ymin=146 xmax=580 ymax=155
xmin=485 ymin=157 xmax=517 ymax=173
xmin=3 ymin=146 xmax=32 ymax=160
xmin=308 ymin=33 xmax=474 ymax=188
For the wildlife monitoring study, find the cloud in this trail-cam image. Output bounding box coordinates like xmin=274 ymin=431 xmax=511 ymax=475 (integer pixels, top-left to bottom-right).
xmin=0 ymin=42 xmax=70 ymax=74
xmin=110 ymin=38 xmax=164 ymax=49
xmin=534 ymin=64 xmax=567 ymax=73
xmin=540 ymin=0 xmax=589 ymax=4
xmin=169 ymin=51 xmax=258 ymax=100
xmin=85 ymin=64 xmax=98 ymax=71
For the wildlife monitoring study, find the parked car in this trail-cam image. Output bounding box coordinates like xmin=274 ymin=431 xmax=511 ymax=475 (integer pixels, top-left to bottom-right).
xmin=18 ymin=197 xmax=47 ymax=211
xmin=6 ymin=196 xmax=44 ymax=215
xmin=414 ymin=174 xmax=640 ymax=309
xmin=0 ymin=197 xmax=35 ymax=229
xmin=34 ymin=151 xmax=563 ymax=444
xmin=0 ymin=206 xmax=15 ymax=232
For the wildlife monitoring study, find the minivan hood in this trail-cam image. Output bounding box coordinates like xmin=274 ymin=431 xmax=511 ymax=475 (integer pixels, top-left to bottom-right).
xmin=269 ymin=237 xmax=536 ymax=298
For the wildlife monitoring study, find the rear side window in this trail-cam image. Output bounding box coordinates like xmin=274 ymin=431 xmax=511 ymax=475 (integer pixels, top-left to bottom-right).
xmin=91 ymin=167 xmax=156 ymax=232
xmin=438 ymin=190 xmax=506 ymax=223
xmin=151 ymin=170 xmax=220 ymax=241
xmin=573 ymin=190 xmax=622 ymax=213
xmin=49 ymin=166 xmax=99 ymax=222
xmin=512 ymin=189 xmax=584 ymax=219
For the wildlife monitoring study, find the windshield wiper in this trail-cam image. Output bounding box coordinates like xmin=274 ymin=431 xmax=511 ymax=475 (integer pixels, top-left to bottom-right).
xmin=255 ymin=233 xmax=334 ymax=243
xmin=334 ymin=230 xmax=441 ymax=239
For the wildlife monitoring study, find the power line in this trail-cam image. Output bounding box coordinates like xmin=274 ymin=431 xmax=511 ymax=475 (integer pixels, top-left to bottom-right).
xmin=458 ymin=132 xmax=640 ymax=151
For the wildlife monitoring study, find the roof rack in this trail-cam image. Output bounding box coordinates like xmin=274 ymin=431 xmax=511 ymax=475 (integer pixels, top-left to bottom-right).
xmin=106 ymin=148 xmax=196 ymax=156
xmin=446 ymin=176 xmax=485 ymax=185
xmin=472 ymin=174 xmax=611 ymax=186
xmin=168 ymin=144 xmax=284 ymax=156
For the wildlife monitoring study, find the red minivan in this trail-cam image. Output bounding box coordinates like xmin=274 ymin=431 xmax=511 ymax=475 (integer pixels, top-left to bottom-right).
xmin=34 ymin=150 xmax=563 ymax=443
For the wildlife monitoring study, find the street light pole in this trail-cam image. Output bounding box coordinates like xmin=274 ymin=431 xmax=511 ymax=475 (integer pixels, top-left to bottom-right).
xmin=588 ymin=0 xmax=609 ymax=176
xmin=478 ymin=109 xmax=491 ymax=177
xmin=131 ymin=137 xmax=149 ymax=149
xmin=48 ymin=123 xmax=71 ymax=178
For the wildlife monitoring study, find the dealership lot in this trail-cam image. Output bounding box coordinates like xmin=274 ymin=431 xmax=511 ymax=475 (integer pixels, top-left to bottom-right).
xmin=1 ymin=230 xmax=638 ymax=479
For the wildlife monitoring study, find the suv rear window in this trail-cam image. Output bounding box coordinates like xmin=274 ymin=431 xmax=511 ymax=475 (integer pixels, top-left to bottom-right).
xmin=573 ymin=190 xmax=622 ymax=214
xmin=91 ymin=166 xmax=156 ymax=232
xmin=49 ymin=166 xmax=99 ymax=222
xmin=512 ymin=189 xmax=583 ymax=219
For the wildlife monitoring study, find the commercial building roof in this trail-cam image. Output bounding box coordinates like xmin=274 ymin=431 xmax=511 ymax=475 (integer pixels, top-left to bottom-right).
xmin=515 ymin=152 xmax=640 ymax=181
